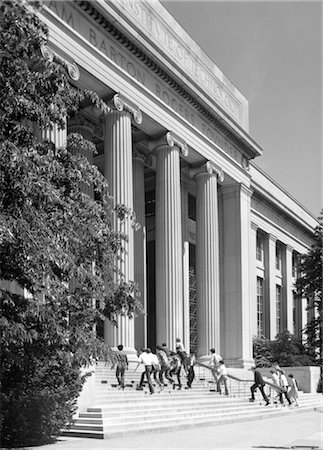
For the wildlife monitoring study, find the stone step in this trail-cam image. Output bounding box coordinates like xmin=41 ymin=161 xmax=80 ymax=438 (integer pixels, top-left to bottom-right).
xmin=75 ymin=403 xmax=318 ymax=426
xmin=64 ymin=398 xmax=322 ymax=439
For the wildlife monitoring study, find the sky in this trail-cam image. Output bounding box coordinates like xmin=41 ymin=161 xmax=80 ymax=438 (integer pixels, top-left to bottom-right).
xmin=162 ymin=0 xmax=322 ymax=218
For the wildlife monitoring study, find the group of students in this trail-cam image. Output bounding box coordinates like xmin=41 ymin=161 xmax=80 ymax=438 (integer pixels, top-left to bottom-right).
xmin=249 ymin=363 xmax=299 ymax=406
xmin=134 ymin=339 xmax=196 ymax=395
xmin=112 ymin=340 xmax=231 ymax=396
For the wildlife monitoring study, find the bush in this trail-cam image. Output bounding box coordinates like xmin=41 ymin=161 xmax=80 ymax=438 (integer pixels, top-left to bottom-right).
xmin=253 ymin=330 xmax=318 ymax=368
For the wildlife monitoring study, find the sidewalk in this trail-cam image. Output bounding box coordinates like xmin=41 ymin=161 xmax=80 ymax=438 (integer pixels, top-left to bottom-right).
xmin=23 ymin=408 xmax=323 ymax=450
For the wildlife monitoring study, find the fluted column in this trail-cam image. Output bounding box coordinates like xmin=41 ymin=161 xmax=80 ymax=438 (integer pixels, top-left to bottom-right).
xmin=42 ymin=124 xmax=67 ymax=148
xmin=190 ymin=161 xmax=223 ymax=360
xmin=104 ymin=94 xmax=142 ymax=358
xmin=68 ymin=115 xmax=95 ymax=197
xmin=149 ymin=132 xmax=188 ymax=350
xmin=133 ymin=149 xmax=148 ymax=351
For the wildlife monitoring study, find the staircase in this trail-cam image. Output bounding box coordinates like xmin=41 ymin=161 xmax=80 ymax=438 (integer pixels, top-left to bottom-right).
xmin=62 ymin=362 xmax=323 ymax=439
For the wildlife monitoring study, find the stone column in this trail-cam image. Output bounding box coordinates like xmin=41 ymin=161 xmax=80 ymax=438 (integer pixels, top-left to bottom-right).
xmin=149 ymin=132 xmax=188 ymax=350
xmin=264 ymin=234 xmax=277 ymax=339
xmin=250 ymin=222 xmax=259 ymax=339
xmin=68 ymin=115 xmax=95 ymax=197
xmin=133 ymin=149 xmax=148 ymax=352
xmin=220 ymin=182 xmax=254 ymax=367
xmin=42 ymin=124 xmax=67 ymax=149
xmin=189 ymin=162 xmax=223 ymax=361
xmin=103 ymin=94 xmax=142 ymax=359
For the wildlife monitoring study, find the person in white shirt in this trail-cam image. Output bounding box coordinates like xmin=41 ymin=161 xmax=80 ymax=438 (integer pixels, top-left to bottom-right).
xmin=151 ymin=352 xmax=163 ymax=389
xmin=278 ymin=369 xmax=292 ymax=406
xmin=217 ymin=360 xmax=229 ymax=395
xmin=134 ymin=348 xmax=155 ymax=394
xmin=270 ymin=369 xmax=282 ymax=404
xmin=209 ymin=348 xmax=222 ymax=390
xmin=175 ymin=338 xmax=188 ymax=374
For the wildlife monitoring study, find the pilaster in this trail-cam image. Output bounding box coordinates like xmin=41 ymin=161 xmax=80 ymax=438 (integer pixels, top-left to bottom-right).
xmin=250 ymin=222 xmax=258 ymax=338
xmin=284 ymin=244 xmax=294 ymax=332
xmin=265 ymin=233 xmax=277 ymax=339
xmin=220 ymin=182 xmax=254 ymax=367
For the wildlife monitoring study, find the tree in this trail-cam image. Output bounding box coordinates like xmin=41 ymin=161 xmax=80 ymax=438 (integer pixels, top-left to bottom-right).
xmin=296 ymin=212 xmax=322 ymax=365
xmin=0 ymin=1 xmax=142 ymax=446
xmin=253 ymin=330 xmax=314 ymax=368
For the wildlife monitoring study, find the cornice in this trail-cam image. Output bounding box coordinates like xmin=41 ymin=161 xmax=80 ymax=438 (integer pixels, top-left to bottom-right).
xmin=74 ymin=0 xmax=261 ymax=160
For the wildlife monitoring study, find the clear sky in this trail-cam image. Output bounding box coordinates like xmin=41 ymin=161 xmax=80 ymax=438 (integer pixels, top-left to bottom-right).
xmin=162 ymin=0 xmax=322 ymax=218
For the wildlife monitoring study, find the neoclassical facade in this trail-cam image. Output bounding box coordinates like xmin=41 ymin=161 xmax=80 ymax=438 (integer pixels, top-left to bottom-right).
xmin=39 ymin=0 xmax=318 ymax=367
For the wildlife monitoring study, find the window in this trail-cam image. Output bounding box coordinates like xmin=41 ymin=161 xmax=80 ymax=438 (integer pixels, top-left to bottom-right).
xmin=145 ymin=190 xmax=155 ymax=217
xmin=257 ymin=277 xmax=264 ymax=336
xmin=256 ymin=233 xmax=264 ymax=262
xmin=276 ymin=285 xmax=281 ymax=333
xmin=188 ymin=193 xmax=196 ymax=221
xmin=276 ymin=245 xmax=282 ymax=270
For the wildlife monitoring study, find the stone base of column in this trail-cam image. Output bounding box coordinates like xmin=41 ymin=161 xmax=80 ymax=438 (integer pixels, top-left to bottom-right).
xmin=223 ymin=358 xmax=255 ymax=369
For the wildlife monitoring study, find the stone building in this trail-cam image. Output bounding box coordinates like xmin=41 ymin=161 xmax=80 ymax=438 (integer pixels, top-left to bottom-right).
xmin=39 ymin=0 xmax=318 ymax=367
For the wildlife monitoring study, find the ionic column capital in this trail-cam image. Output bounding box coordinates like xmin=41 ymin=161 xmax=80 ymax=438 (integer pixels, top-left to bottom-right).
xmin=109 ymin=93 xmax=142 ymax=124
xmin=189 ymin=161 xmax=224 ymax=182
xmin=40 ymin=44 xmax=80 ymax=80
xmin=148 ymin=132 xmax=188 ymax=157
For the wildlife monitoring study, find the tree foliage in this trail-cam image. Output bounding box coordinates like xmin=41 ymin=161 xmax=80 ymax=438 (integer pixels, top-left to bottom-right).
xmin=0 ymin=1 xmax=142 ymax=446
xmin=253 ymin=330 xmax=317 ymax=368
xmin=296 ymin=212 xmax=322 ymax=365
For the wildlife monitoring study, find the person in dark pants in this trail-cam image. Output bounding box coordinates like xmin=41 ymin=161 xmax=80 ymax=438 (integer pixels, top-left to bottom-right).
xmin=249 ymin=366 xmax=270 ymax=405
xmin=186 ymin=353 xmax=196 ymax=389
xmin=113 ymin=344 xmax=128 ymax=390
xmin=169 ymin=351 xmax=182 ymax=390
xmin=134 ymin=348 xmax=155 ymax=394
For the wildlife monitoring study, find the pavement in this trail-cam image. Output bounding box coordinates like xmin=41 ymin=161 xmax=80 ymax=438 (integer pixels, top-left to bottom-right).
xmin=20 ymin=407 xmax=323 ymax=450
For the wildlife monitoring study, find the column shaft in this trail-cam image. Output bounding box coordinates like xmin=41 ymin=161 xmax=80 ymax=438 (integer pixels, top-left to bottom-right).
xmin=104 ymin=110 xmax=135 ymax=351
xmin=196 ymin=172 xmax=220 ymax=359
xmin=155 ymin=145 xmax=183 ymax=348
